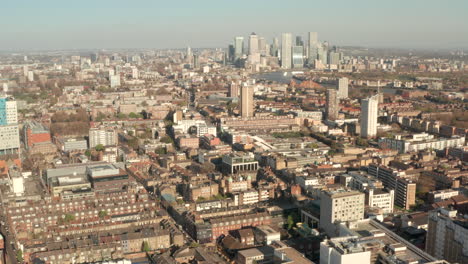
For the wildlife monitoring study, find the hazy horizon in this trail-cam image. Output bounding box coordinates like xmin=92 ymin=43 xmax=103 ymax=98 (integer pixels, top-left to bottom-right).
xmin=2 ymin=0 xmax=468 ymax=51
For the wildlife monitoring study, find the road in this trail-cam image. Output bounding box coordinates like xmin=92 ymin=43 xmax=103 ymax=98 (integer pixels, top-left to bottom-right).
xmin=0 ymin=205 xmax=17 ymax=264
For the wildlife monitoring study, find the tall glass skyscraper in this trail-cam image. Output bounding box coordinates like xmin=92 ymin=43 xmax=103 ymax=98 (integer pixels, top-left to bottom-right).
xmin=292 ymin=46 xmax=304 ymax=68
xmin=317 ymin=44 xmax=328 ymax=65
xmin=271 ymin=37 xmax=279 ymax=57
xmin=281 ymin=33 xmax=292 ymax=69
xmin=234 ymin=36 xmax=244 ymax=60
xmin=308 ymin=32 xmax=318 ymax=64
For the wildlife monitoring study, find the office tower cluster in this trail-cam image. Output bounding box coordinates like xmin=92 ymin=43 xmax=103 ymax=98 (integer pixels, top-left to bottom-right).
xmin=228 ymin=31 xmax=344 ymax=70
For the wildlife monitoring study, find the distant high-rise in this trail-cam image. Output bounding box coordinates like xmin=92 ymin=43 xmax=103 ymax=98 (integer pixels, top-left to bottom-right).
xmin=186 ymin=46 xmax=193 ymax=64
xmin=90 ymin=52 xmax=99 ymax=63
xmin=228 ymin=44 xmax=235 ymax=62
xmin=228 ymin=82 xmax=240 ymax=98
xmin=27 ymin=71 xmax=34 ymax=82
xmin=308 ymin=32 xmax=318 ymax=63
xmin=193 ymin=54 xmax=199 ymax=68
xmin=110 ymin=75 xmax=120 ymax=88
xmin=234 ymin=37 xmax=244 ymax=60
xmin=296 ymin=36 xmax=303 ymax=46
xmin=326 ymin=89 xmax=339 ymax=121
xmin=317 ymin=44 xmax=328 ymax=64
xmin=240 ymin=85 xmax=254 ymax=118
xmin=328 ymin=51 xmax=341 ymax=66
xmin=271 ymin=37 xmax=279 ymax=57
xmin=248 ymin=33 xmax=259 ymax=56
xmin=281 ymin=33 xmax=292 ymax=69
xmin=131 ymin=67 xmax=139 ymax=79
xmin=258 ymin=37 xmax=267 ymax=56
xmin=292 ymin=46 xmax=304 ymax=68
xmin=248 ymin=33 xmax=260 ymax=65
xmin=337 ymin=77 xmax=349 ymax=99
xmin=360 ymin=95 xmax=379 ymax=138
xmin=0 ymin=96 xmax=20 ymax=156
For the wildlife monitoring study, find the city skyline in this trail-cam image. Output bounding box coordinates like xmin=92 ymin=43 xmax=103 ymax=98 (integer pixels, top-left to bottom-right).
xmin=2 ymin=0 xmax=468 ymax=51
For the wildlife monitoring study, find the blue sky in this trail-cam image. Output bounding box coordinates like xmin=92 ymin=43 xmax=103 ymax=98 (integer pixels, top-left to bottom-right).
xmin=1 ymin=0 xmax=467 ymax=50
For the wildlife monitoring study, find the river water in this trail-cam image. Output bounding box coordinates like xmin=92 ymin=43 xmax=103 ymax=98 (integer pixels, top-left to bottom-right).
xmin=251 ymin=71 xmax=399 ymax=94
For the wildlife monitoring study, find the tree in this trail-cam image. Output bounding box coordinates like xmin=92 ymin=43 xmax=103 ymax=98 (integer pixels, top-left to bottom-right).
xmin=127 ymin=137 xmax=139 ymax=150
xmin=128 ymin=112 xmax=143 ymax=119
xmin=356 ymin=137 xmax=369 ymax=147
xmin=64 ymin=213 xmax=75 ymax=222
xmin=287 ymin=215 xmax=295 ymax=230
xmin=142 ymin=241 xmax=151 ymax=252
xmin=16 ymin=249 xmax=23 ymax=263
xmin=155 ymin=147 xmax=166 ymax=155
xmin=160 ymin=136 xmax=174 ymax=144
xmin=189 ymin=242 xmax=199 ymax=248
xmin=116 ymin=113 xmax=127 ymax=119
xmin=85 ymin=150 xmax=91 ymax=157
xmin=95 ymin=112 xmax=107 ymax=122
xmin=98 ymin=210 xmax=108 ymax=218
xmin=95 ymin=144 xmax=105 ymax=152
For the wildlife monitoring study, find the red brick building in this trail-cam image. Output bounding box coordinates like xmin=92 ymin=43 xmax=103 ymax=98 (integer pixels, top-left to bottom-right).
xmin=24 ymin=121 xmax=51 ymax=148
xmin=210 ymin=212 xmax=272 ymax=240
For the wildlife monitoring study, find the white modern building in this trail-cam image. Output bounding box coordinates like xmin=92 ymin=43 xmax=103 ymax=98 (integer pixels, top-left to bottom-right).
xmin=378 ymin=133 xmax=465 ymax=154
xmin=360 ymin=94 xmax=379 ymax=138
xmin=110 ymin=75 xmax=121 ymax=88
xmin=27 ymin=70 xmax=34 ymax=82
xmin=255 ymin=225 xmax=281 ymax=245
xmin=320 ymin=237 xmax=371 ymax=264
xmin=319 ymin=189 xmax=365 ymax=237
xmin=0 ymin=96 xmax=20 ymax=156
xmin=89 ymin=127 xmax=118 ymax=148
xmin=367 ymin=189 xmax=394 ymax=214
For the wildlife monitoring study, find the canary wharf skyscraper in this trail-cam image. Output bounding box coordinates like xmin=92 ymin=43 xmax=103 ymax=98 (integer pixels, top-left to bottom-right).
xmin=281 ymin=33 xmax=292 ymax=69
xmin=234 ymin=36 xmax=244 ymax=60
xmin=308 ymin=32 xmax=318 ymax=63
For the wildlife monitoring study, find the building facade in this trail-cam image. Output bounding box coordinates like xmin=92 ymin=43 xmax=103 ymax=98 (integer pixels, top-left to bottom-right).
xmin=0 ymin=96 xmax=20 ymax=156
xmin=240 ymin=85 xmax=254 ymax=118
xmin=326 ymin=89 xmax=339 ymax=121
xmin=89 ymin=127 xmax=118 ymax=148
xmin=426 ymin=208 xmax=468 ymax=264
xmin=319 ymin=190 xmax=365 ymax=236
